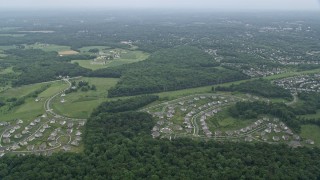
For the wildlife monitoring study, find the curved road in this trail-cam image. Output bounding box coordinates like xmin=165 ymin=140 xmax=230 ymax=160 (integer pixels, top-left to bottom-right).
xmin=44 ymin=78 xmax=87 ymax=121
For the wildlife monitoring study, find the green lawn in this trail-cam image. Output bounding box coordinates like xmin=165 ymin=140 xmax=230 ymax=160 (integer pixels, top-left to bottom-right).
xmin=300 ymin=125 xmax=320 ymax=147
xmin=51 ymin=77 xmax=119 ymax=118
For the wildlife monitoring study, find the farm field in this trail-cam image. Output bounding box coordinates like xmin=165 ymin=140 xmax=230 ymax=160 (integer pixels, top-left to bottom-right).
xmin=299 ymin=110 xmax=320 ymax=119
xmin=0 ymin=45 xmax=17 ymax=51
xmin=0 ymin=67 xmax=14 ymax=74
xmin=72 ymin=47 xmax=149 ymax=70
xmin=24 ymin=43 xmax=71 ymax=52
xmin=51 ymin=77 xmax=119 ymax=118
xmin=300 ymin=125 xmax=320 ymax=147
xmin=0 ymin=34 xmax=25 ymax=37
xmin=0 ymin=81 xmax=67 ymax=122
xmin=78 ymin=46 xmax=111 ymax=53
xmin=0 ymin=44 xmax=73 ymax=54
xmin=58 ymin=50 xmax=79 ymax=56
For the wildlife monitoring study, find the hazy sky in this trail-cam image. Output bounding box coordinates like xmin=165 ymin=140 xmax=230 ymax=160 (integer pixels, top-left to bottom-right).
xmin=1 ymin=0 xmax=319 ymax=10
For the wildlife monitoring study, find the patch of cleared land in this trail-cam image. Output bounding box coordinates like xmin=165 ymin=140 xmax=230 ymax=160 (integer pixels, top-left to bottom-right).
xmin=72 ymin=46 xmax=149 ymax=70
xmin=24 ymin=43 xmax=71 ymax=52
xmin=51 ymin=78 xmax=119 ymax=118
xmin=300 ymin=125 xmax=320 ymax=147
xmin=207 ymin=109 xmax=254 ymax=132
xmin=299 ymin=110 xmax=320 ymax=119
xmin=0 ymin=34 xmax=25 ymax=37
xmin=0 ymin=81 xmax=68 ymax=121
xmin=0 ymin=67 xmax=14 ymax=74
xmin=18 ymin=30 xmax=55 ymax=33
xmin=58 ymin=50 xmax=79 ymax=56
xmin=0 ymin=45 xmax=17 ymax=51
xmin=79 ymin=46 xmax=111 ymax=53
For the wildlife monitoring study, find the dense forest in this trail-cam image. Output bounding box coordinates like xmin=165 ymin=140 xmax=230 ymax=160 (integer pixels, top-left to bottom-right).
xmin=91 ymin=95 xmax=159 ymax=116
xmin=90 ymin=46 xmax=249 ymax=97
xmin=2 ymin=49 xmax=93 ymax=86
xmin=215 ymin=79 xmax=293 ymax=99
xmin=0 ymin=96 xmax=320 ymax=179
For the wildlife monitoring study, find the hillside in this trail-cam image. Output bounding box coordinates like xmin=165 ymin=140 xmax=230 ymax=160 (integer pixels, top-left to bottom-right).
xmin=90 ymin=46 xmax=249 ymax=97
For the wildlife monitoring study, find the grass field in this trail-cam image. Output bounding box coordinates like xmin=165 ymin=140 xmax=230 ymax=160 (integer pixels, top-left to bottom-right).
xmin=51 ymin=77 xmax=119 ymax=118
xmin=25 ymin=43 xmax=71 ymax=52
xmin=72 ymin=48 xmax=149 ymax=70
xmin=300 ymin=125 xmax=320 ymax=147
xmin=71 ymin=60 xmax=106 ymax=70
xmin=0 ymin=67 xmax=14 ymax=74
xmin=58 ymin=50 xmax=79 ymax=56
xmin=0 ymin=54 xmax=6 ymax=58
xmin=299 ymin=110 xmax=320 ymax=119
xmin=0 ymin=45 xmax=16 ymax=51
xmin=206 ymin=109 xmax=254 ymax=132
xmin=0 ymin=34 xmax=25 ymax=37
xmin=1 ymin=82 xmax=46 ymax=99
xmin=78 ymin=46 xmax=111 ymax=53
xmin=0 ymin=81 xmax=67 ymax=122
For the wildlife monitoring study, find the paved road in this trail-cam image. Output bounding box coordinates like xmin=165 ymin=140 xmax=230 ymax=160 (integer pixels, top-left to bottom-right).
xmin=44 ymin=78 xmax=87 ymax=121
xmin=1 ymin=77 xmax=86 ymax=154
xmin=286 ymin=94 xmax=298 ymax=106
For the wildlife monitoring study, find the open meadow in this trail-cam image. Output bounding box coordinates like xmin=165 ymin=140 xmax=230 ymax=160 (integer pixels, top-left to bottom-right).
xmin=72 ymin=46 xmax=149 ymax=70
xmin=51 ymin=77 xmax=119 ymax=118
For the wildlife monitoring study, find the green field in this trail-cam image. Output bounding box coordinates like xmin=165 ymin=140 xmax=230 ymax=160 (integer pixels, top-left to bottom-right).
xmin=78 ymin=46 xmax=111 ymax=53
xmin=51 ymin=77 xmax=119 ymax=118
xmin=1 ymin=82 xmax=46 ymax=99
xmin=0 ymin=45 xmax=17 ymax=51
xmin=0 ymin=34 xmax=25 ymax=37
xmin=0 ymin=81 xmax=67 ymax=121
xmin=72 ymin=47 xmax=149 ymax=70
xmin=206 ymin=109 xmax=254 ymax=132
xmin=299 ymin=110 xmax=320 ymax=119
xmin=0 ymin=67 xmax=14 ymax=74
xmin=300 ymin=125 xmax=320 ymax=147
xmin=24 ymin=43 xmax=71 ymax=52
xmin=0 ymin=44 xmax=72 ymax=53
xmin=71 ymin=60 xmax=106 ymax=70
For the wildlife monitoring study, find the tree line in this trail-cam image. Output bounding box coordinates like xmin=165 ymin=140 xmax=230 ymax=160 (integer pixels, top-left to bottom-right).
xmin=215 ymin=79 xmax=293 ymax=100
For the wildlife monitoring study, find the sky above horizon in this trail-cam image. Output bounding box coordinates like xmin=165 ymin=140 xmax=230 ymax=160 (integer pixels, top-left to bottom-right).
xmin=0 ymin=0 xmax=319 ymax=10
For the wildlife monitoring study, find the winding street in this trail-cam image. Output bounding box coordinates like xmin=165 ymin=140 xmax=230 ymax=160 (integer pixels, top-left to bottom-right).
xmin=44 ymin=77 xmax=87 ymax=121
